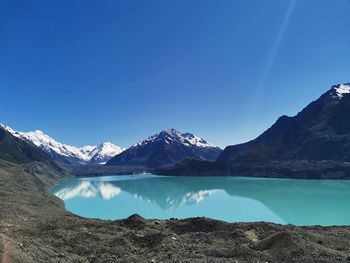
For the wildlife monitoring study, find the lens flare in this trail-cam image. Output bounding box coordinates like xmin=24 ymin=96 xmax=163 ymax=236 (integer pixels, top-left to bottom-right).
xmin=250 ymin=0 xmax=297 ymax=113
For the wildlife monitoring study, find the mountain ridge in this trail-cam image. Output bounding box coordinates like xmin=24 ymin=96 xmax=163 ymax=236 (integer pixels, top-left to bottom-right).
xmin=159 ymin=83 xmax=350 ymax=178
xmin=218 ymin=83 xmax=350 ymax=162
xmin=1 ymin=125 xmax=124 ymax=165
xmin=106 ymin=128 xmax=222 ymax=169
xmin=0 ymin=125 xmax=52 ymax=164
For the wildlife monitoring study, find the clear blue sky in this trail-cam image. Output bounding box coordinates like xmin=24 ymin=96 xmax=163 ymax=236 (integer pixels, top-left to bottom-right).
xmin=0 ymin=0 xmax=349 ymax=148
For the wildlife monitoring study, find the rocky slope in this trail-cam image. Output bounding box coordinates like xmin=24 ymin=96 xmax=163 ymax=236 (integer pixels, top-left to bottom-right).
xmin=159 ymin=83 xmax=350 ymax=178
xmin=218 ymin=83 xmax=350 ymax=162
xmin=0 ymin=125 xmax=51 ymax=164
xmin=106 ymin=128 xmax=222 ymax=169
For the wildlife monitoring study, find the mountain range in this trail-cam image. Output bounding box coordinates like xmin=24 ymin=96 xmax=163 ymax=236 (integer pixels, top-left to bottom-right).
xmin=0 ymin=125 xmax=124 ymax=165
xmin=0 ymin=125 xmax=222 ymax=170
xmin=159 ymin=83 xmax=350 ymax=178
xmin=106 ymin=128 xmax=222 ymax=169
xmin=2 ymin=82 xmax=350 ymax=178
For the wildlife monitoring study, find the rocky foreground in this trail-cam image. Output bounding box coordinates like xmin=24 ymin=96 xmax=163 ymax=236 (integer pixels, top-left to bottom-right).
xmin=1 ymin=162 xmax=350 ymax=262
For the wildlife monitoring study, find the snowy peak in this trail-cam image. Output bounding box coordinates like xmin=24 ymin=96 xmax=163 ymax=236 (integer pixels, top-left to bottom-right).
xmin=107 ymin=128 xmax=222 ymax=169
xmin=0 ymin=124 xmax=17 ymax=135
xmin=89 ymin=142 xmax=124 ymax=164
xmin=133 ymin=128 xmax=218 ymax=149
xmin=1 ymin=125 xmax=123 ymax=164
xmin=79 ymin=145 xmax=96 ymax=156
xmin=0 ymin=124 xmax=52 ymax=164
xmin=6 ymin=128 xmax=92 ymax=162
xmin=160 ymin=128 xmax=218 ymax=148
xmin=330 ymin=83 xmax=350 ymax=99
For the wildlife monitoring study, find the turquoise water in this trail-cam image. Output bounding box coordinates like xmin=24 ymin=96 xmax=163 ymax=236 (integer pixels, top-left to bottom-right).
xmin=50 ymin=175 xmax=350 ymax=226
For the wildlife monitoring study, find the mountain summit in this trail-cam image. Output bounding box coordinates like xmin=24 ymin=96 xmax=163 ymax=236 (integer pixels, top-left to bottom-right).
xmin=0 ymin=125 xmax=51 ymax=164
xmin=217 ymin=83 xmax=350 ymax=162
xmin=106 ymin=128 xmax=222 ymax=169
xmin=158 ymin=83 xmax=350 ymax=178
xmin=329 ymin=83 xmax=350 ymax=99
xmin=1 ymin=125 xmax=123 ymax=164
xmin=89 ymin=142 xmax=124 ymax=164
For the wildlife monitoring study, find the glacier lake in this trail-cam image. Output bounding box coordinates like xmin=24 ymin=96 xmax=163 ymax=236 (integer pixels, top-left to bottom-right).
xmin=50 ymin=175 xmax=350 ymax=226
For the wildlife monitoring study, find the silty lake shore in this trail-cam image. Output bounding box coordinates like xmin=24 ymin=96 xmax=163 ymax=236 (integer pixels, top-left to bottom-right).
xmin=1 ymin=162 xmax=350 ymax=262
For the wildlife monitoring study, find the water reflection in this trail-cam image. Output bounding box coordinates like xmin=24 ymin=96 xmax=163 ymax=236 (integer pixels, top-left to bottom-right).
xmin=54 ymin=180 xmax=121 ymax=200
xmin=50 ymin=175 xmax=350 ymax=226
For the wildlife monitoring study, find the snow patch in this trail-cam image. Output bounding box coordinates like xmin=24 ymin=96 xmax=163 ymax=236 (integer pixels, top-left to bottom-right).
xmin=132 ymin=128 xmax=219 ymax=150
xmin=332 ymin=84 xmax=350 ymax=99
xmin=89 ymin=142 xmax=124 ymax=163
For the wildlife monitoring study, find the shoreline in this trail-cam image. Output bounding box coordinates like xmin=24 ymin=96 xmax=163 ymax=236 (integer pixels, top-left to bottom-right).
xmin=157 ymin=160 xmax=350 ymax=179
xmin=2 ymin=162 xmax=350 ymax=262
xmin=53 ymin=173 xmax=350 ymax=227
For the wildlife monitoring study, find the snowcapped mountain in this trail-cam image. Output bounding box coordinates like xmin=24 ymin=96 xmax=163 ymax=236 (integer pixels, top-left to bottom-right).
xmin=0 ymin=125 xmax=52 ymax=164
xmin=0 ymin=125 xmax=123 ymax=165
xmin=217 ymin=82 xmax=350 ymax=163
xmin=329 ymin=83 xmax=350 ymax=99
xmin=106 ymin=128 xmax=222 ymax=169
xmin=89 ymin=142 xmax=124 ymax=164
xmin=132 ymin=128 xmax=218 ymax=149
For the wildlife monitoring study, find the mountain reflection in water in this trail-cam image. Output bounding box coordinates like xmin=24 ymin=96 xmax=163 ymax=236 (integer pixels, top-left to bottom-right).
xmin=50 ymin=175 xmax=350 ymax=226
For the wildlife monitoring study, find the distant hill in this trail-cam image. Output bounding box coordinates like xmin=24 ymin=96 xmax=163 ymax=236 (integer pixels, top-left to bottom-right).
xmin=0 ymin=126 xmax=52 ymax=164
xmin=106 ymin=128 xmax=222 ymax=169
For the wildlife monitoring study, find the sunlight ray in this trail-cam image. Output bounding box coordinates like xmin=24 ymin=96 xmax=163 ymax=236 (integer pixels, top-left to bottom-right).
xmin=250 ymin=0 xmax=297 ymax=112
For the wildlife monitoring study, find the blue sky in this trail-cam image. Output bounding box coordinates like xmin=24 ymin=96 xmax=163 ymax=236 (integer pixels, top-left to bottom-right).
xmin=0 ymin=0 xmax=349 ymax=148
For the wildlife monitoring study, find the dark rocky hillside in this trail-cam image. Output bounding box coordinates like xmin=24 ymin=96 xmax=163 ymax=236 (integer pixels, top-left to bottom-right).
xmin=218 ymin=83 xmax=350 ymax=162
xmin=159 ymin=83 xmax=350 ymax=178
xmin=107 ymin=129 xmax=222 ymax=169
xmin=0 ymin=126 xmax=52 ymax=164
